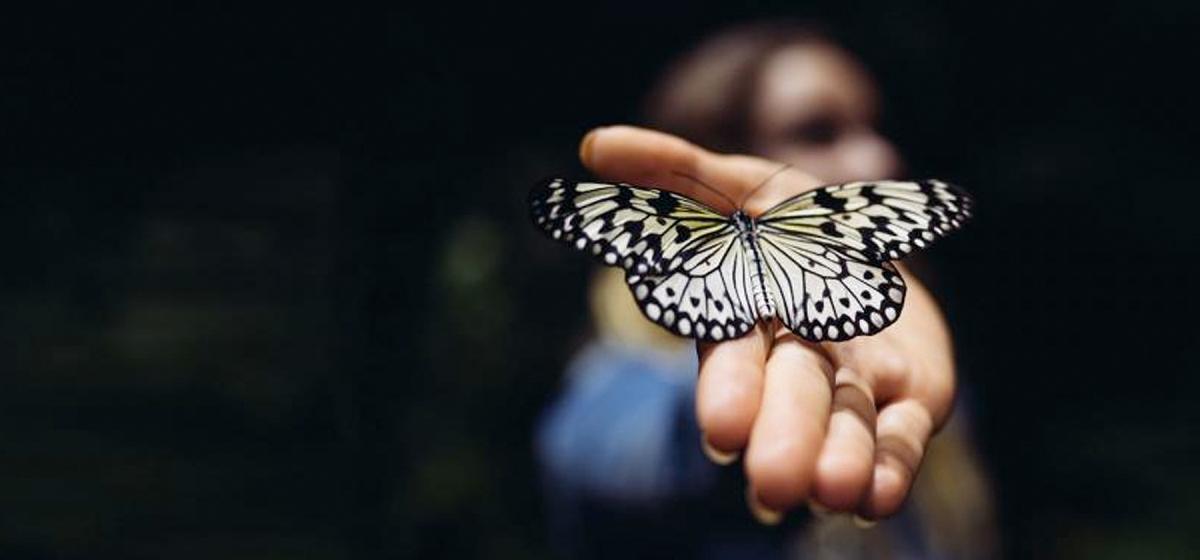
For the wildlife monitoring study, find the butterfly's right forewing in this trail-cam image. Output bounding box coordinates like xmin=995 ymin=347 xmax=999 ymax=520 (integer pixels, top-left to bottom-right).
xmin=530 ymin=179 xmax=729 ymax=274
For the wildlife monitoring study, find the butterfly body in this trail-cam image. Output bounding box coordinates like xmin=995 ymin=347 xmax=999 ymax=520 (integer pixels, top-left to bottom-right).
xmin=730 ymin=210 xmax=777 ymax=320
xmin=530 ymin=178 xmax=972 ymax=343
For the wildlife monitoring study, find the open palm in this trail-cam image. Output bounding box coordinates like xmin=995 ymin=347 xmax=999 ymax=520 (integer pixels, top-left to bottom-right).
xmin=579 ymin=126 xmax=957 ymax=522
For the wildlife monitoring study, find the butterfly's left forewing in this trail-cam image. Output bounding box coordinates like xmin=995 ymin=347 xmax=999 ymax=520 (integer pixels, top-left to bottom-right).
xmin=756 ymin=179 xmax=972 ymax=262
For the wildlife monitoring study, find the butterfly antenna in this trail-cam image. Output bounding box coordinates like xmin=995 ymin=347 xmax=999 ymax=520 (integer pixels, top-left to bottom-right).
xmin=738 ymin=163 xmax=792 ymax=209
xmin=670 ymin=170 xmax=739 ymax=210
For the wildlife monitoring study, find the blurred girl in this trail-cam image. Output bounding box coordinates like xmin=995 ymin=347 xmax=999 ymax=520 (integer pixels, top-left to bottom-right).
xmin=538 ymin=21 xmax=997 ymax=559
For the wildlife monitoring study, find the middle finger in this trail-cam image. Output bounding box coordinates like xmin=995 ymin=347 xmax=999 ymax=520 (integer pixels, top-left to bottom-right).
xmin=744 ymin=334 xmax=834 ymax=510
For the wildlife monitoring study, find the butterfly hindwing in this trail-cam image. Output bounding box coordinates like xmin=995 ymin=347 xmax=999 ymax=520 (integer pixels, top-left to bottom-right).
xmin=626 ymin=230 xmax=758 ymax=342
xmin=757 ymin=231 xmax=906 ymax=341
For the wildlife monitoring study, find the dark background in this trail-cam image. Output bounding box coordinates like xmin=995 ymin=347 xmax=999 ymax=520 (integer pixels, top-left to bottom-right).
xmin=4 ymin=2 xmax=1199 ymax=558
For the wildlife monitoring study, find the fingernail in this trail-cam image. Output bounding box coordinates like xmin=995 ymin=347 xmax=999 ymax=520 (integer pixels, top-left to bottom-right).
xmin=807 ymin=499 xmax=831 ymax=518
xmin=852 ymin=515 xmax=877 ymax=529
xmin=700 ymin=434 xmax=739 ymax=465
xmin=745 ymin=486 xmax=783 ymax=526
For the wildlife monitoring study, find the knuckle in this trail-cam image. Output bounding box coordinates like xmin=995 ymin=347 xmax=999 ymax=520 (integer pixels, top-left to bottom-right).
xmin=834 ymin=340 xmax=911 ymax=384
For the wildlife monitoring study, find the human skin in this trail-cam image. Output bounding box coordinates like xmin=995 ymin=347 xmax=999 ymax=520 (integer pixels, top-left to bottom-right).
xmin=750 ymin=43 xmax=900 ymax=185
xmin=578 ymin=125 xmax=957 ymax=522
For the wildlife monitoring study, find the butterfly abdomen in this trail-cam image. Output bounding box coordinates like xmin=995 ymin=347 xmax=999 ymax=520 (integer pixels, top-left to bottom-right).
xmin=733 ymin=212 xmax=776 ymax=320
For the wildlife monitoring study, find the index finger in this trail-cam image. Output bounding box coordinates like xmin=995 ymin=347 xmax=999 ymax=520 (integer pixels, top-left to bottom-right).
xmin=579 ymin=125 xmax=822 ymax=215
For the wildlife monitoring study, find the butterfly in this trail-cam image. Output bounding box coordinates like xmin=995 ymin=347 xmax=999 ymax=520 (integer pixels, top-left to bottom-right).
xmin=529 ymin=170 xmax=972 ymax=342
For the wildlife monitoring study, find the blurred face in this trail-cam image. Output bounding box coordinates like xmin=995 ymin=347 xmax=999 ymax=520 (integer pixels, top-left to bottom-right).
xmin=750 ymin=43 xmax=901 ymax=183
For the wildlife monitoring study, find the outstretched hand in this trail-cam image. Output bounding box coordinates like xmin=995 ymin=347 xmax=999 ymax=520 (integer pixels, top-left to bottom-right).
xmin=579 ymin=125 xmax=957 ymax=522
